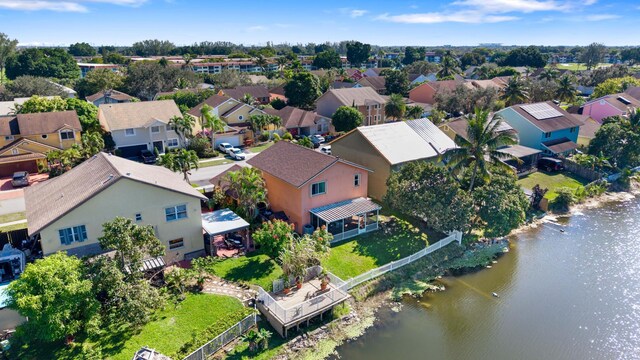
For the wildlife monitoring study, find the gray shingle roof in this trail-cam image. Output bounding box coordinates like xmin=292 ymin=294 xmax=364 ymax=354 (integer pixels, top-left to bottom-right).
xmin=323 ymin=87 xmax=386 ymax=106
xmin=25 ymin=152 xmax=206 ymax=235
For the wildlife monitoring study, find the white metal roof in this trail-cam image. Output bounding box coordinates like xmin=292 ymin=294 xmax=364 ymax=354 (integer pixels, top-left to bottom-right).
xmin=357 ymin=118 xmax=456 ymax=165
xmin=310 ymin=197 xmax=381 ymax=223
xmin=202 ymin=208 xmax=250 ymax=235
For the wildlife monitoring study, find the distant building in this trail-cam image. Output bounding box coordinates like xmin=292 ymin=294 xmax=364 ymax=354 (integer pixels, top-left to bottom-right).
xmin=77 ymin=63 xmax=119 ymax=78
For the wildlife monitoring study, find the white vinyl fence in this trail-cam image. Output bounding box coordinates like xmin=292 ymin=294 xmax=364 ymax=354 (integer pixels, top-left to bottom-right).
xmin=342 ymin=231 xmax=462 ymax=290
xmin=182 ymin=314 xmax=257 ymax=360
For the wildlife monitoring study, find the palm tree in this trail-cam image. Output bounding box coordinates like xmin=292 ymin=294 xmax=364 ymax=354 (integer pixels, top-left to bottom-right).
xmin=501 ymin=77 xmax=529 ymax=106
xmin=181 ymin=53 xmax=194 ymax=71
xmin=384 ymin=94 xmax=406 ymax=121
xmin=472 ymin=65 xmax=491 ymax=80
xmin=276 ymin=57 xmax=288 ymax=71
xmin=80 ymin=131 xmax=105 ymax=158
xmin=242 ymin=330 xmax=260 ymax=352
xmin=157 ymin=149 xmax=199 ymax=183
xmin=256 ymin=328 xmax=272 ymax=350
xmin=444 ymin=108 xmax=519 ymax=191
xmin=241 ymin=93 xmax=257 ymax=106
xmin=223 ymin=167 xmax=268 ymax=219
xmin=437 ymin=51 xmax=460 ymax=79
xmin=538 ymin=68 xmax=559 ymax=81
xmin=200 ymin=104 xmax=226 ymax=149
xmin=255 ymin=55 xmax=268 ymax=73
xmin=168 ymin=115 xmax=195 ymax=146
xmin=405 ymin=105 xmax=424 ymax=120
xmin=555 ymin=75 xmax=576 ymax=103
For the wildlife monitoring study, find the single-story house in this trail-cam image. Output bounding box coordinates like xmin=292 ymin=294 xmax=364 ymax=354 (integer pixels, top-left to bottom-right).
xmin=330 ymin=118 xmax=456 ymax=200
xmin=25 ymin=152 xmax=207 ymax=262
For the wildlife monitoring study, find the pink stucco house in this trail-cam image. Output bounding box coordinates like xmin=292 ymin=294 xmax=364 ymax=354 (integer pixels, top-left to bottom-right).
xmin=581 ymin=93 xmax=640 ymax=123
xmin=247 ymin=141 xmax=381 ymax=242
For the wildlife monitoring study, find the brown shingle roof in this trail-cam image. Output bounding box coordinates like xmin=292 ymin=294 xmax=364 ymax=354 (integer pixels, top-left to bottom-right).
xmin=624 ymin=87 xmax=640 ymax=102
xmin=86 ymin=89 xmax=134 ymax=103
xmin=25 ymin=152 xmax=206 ymax=235
xmin=221 ymin=86 xmax=270 ymax=100
xmin=247 ymin=141 xmax=365 ymax=188
xmin=209 ymin=164 xmax=244 ymax=188
xmin=430 ymin=80 xmax=460 ymax=93
xmin=577 ymin=116 xmax=601 ymax=139
xmin=589 ymin=93 xmax=640 ymax=112
xmin=511 ymin=101 xmax=584 ymax=133
xmin=357 ymin=76 xmax=386 ymax=92
xmin=98 ymin=100 xmax=181 ymax=131
xmin=16 ymin=111 xmax=81 ymax=135
xmin=268 ymin=106 xmax=326 ymax=129
xmin=187 ymin=95 xmax=233 ymax=117
xmin=322 ymin=87 xmax=386 ymax=107
xmin=0 ymin=116 xmax=19 ymax=136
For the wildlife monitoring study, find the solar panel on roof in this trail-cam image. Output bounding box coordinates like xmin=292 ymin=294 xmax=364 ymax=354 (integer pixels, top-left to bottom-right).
xmin=520 ymin=103 xmax=563 ymax=120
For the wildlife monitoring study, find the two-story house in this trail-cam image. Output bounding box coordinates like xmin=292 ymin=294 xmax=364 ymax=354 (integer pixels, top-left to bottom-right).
xmin=354 ymin=76 xmax=386 ymax=95
xmin=408 ymin=80 xmax=459 ymax=105
xmin=86 ymin=89 xmax=134 ymax=106
xmin=247 ymin=141 xmax=380 ymax=242
xmin=219 ymin=85 xmax=271 ymax=105
xmin=98 ymin=100 xmax=191 ymax=158
xmin=497 ymin=102 xmax=585 ymax=156
xmin=580 ymin=93 xmax=640 ymax=123
xmin=25 ymin=152 xmax=207 ymax=262
xmin=316 ymin=88 xmax=386 ymax=126
xmin=188 ymin=94 xmax=268 ymax=147
xmin=263 ymin=106 xmax=331 ymax=137
xmin=0 ymin=111 xmax=82 ymax=176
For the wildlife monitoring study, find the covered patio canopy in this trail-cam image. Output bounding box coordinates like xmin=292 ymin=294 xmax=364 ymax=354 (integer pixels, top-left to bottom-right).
xmin=310 ymin=197 xmax=382 ymax=242
xmin=202 ymin=208 xmax=250 ymax=236
xmin=542 ymin=137 xmax=578 ymax=155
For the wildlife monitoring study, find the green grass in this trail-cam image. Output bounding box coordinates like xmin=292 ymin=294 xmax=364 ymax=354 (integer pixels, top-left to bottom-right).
xmin=545 ymin=62 xmax=612 ymax=71
xmin=517 ymin=171 xmax=588 ymax=200
xmin=0 ymin=211 xmax=26 ymax=224
xmin=323 ymin=216 xmax=436 ymax=279
xmin=199 ymin=157 xmax=234 ymax=168
xmin=248 ymin=142 xmax=274 ymax=153
xmin=208 ymin=252 xmax=283 ymax=291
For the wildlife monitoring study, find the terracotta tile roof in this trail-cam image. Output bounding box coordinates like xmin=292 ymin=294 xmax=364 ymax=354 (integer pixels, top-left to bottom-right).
xmin=187 ymin=94 xmax=233 ymax=117
xmin=510 ymin=101 xmax=584 ymax=133
xmin=25 ymin=152 xmax=206 ymax=235
xmin=15 ymin=111 xmax=81 ymax=135
xmin=220 ymin=85 xmax=270 ymax=100
xmin=98 ymin=100 xmax=182 ymax=131
xmin=86 ymin=89 xmax=134 ymax=103
xmin=247 ymin=141 xmax=366 ymax=188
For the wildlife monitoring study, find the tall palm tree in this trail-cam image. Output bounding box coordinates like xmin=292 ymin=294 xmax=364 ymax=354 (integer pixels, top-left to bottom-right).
xmin=276 ymin=57 xmax=288 ymax=72
xmin=223 ymin=167 xmax=268 ymax=219
xmin=255 ymin=55 xmax=268 ymax=73
xmin=405 ymin=105 xmax=424 ymax=120
xmin=168 ymin=115 xmax=195 ymax=146
xmin=181 ymin=53 xmax=194 ymax=71
xmin=437 ymin=51 xmax=461 ymax=79
xmin=473 ymin=65 xmax=492 ymax=80
xmin=200 ymin=104 xmax=226 ymax=149
xmin=241 ymin=93 xmax=257 ymax=105
xmin=538 ymin=68 xmax=559 ymax=81
xmin=555 ymin=75 xmax=576 ymax=103
xmin=501 ymin=77 xmax=529 ymax=106
xmin=444 ymin=108 xmax=519 ymax=191
xmin=157 ymin=149 xmax=199 ymax=183
xmin=384 ymin=94 xmax=407 ymax=121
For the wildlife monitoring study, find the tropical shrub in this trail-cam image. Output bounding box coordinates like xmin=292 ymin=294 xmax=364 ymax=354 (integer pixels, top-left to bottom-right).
xmin=551 ymin=187 xmax=576 ymax=212
xmin=252 ymin=220 xmax=295 ymax=259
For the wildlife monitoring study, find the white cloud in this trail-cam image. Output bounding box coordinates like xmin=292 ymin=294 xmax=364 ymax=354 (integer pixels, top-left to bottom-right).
xmin=584 ymin=14 xmax=619 ymax=21
xmin=0 ymin=0 xmax=147 ymax=12
xmin=337 ymin=7 xmax=368 ymax=18
xmin=377 ymin=0 xmax=601 ymax=24
xmin=246 ymin=25 xmax=267 ymax=32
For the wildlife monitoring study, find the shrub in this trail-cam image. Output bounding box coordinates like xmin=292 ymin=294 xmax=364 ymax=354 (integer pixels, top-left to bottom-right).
xmin=187 ymin=136 xmax=216 ymax=158
xmin=259 ymin=131 xmax=270 ymax=142
xmin=272 ymin=133 xmax=281 ymax=142
xmin=252 ymin=220 xmax=295 ymax=259
xmin=551 ymin=187 xmax=575 ymax=212
xmin=282 ymin=132 xmax=293 ymax=141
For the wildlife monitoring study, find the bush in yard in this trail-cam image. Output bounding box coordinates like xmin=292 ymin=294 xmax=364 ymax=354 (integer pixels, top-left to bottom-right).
xmin=551 ymin=187 xmax=576 ymax=212
xmin=187 ymin=136 xmax=217 ymax=159
xmin=332 ymin=106 xmax=364 ymax=132
xmin=252 ymin=220 xmax=295 ymax=259
xmin=282 ymin=132 xmax=293 ymax=141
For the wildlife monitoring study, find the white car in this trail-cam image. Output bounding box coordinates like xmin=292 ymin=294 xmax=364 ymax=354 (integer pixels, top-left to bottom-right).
xmin=217 ymin=142 xmax=233 ymax=154
xmin=228 ymin=148 xmax=246 ymax=161
xmin=310 ymin=134 xmax=325 ymax=144
xmin=320 ymin=145 xmax=331 ymax=155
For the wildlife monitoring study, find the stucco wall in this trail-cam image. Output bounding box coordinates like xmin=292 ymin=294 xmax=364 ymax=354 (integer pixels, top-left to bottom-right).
xmin=409 ymin=84 xmax=436 ymax=104
xmin=39 ymin=178 xmax=204 ymax=263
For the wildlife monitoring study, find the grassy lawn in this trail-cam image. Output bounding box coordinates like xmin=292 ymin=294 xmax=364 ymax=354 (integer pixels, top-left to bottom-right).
xmin=545 ymin=63 xmax=612 ymax=71
xmin=323 ymin=216 xmax=437 ymax=279
xmin=248 ymin=142 xmax=273 ymax=153
xmin=0 ymin=211 xmax=26 ymax=224
xmin=208 ymin=252 xmax=283 ymax=291
xmin=199 ymin=157 xmax=234 ymax=168
xmin=517 ymin=171 xmax=588 ymax=200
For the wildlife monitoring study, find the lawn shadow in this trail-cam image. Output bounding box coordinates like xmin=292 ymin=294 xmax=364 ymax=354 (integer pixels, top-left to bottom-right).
xmin=223 ymin=253 xmax=278 ymax=285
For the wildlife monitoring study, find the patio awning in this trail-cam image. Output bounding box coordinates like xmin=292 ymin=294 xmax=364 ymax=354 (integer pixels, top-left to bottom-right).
xmin=497 ymin=145 xmax=541 ymax=158
xmin=202 ymin=208 xmax=250 ymax=235
xmin=542 ymin=137 xmax=577 ymax=154
xmin=310 ymin=197 xmax=382 ymax=223
xmin=125 ymin=256 xmax=166 ymax=274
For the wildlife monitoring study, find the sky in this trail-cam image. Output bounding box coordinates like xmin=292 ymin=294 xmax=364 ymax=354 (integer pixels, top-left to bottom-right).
xmin=1 ymin=0 xmax=638 ymax=47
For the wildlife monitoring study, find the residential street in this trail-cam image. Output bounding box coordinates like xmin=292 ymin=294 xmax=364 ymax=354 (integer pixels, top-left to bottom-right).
xmin=0 ymin=190 xmax=26 ymax=216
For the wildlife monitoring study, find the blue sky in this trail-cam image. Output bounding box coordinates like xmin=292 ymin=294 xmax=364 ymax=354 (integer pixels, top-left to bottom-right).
xmin=1 ymin=0 xmax=638 ymax=47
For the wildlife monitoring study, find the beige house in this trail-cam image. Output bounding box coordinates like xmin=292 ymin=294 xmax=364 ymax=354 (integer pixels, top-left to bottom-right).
xmin=316 ymin=88 xmax=386 ymax=126
xmin=188 ymin=94 xmax=268 ymax=147
xmin=25 ymin=152 xmax=207 ymax=262
xmin=330 ymin=119 xmax=456 ymax=200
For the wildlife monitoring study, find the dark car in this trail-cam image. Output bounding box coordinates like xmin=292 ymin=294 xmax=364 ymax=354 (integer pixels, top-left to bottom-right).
xmin=140 ymin=149 xmax=157 ymax=164
xmin=537 ymin=157 xmax=564 ymax=172
xmin=11 ymin=171 xmax=29 ymax=187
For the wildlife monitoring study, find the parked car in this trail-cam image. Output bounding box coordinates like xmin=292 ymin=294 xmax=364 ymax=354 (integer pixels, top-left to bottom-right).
xmin=310 ymin=134 xmax=325 ymax=144
xmin=140 ymin=149 xmax=156 ymax=164
xmin=11 ymin=171 xmax=29 ymax=187
xmin=537 ymin=157 xmax=564 ymax=172
xmin=320 ymin=145 xmax=331 ymax=155
xmin=217 ymin=143 xmax=234 ymax=154
xmin=228 ymin=148 xmax=246 ymax=161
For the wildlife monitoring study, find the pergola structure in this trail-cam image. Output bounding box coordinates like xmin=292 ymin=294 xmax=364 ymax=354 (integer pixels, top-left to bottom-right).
xmin=309 ymin=197 xmax=381 ymax=242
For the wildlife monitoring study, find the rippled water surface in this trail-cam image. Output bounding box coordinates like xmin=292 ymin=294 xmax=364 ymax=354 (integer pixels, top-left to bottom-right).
xmin=334 ymin=199 xmax=640 ymax=360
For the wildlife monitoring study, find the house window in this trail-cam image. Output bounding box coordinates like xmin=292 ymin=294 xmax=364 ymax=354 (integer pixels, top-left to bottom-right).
xmin=58 ymin=225 xmax=88 ymax=245
xmin=11 ymin=149 xmax=18 ymax=155
xmin=41 ymin=134 xmax=48 ymax=139
xmin=135 ymin=213 xmax=142 ymax=222
xmin=151 ymin=126 xmax=160 ymax=133
xmin=167 ymin=138 xmax=179 ymax=147
xmin=60 ymin=130 xmax=74 ymax=140
xmin=311 ymin=181 xmax=326 ymax=196
xmin=168 ymin=238 xmax=184 ymax=250
xmin=166 ymin=124 xmax=174 ymax=131
xmin=354 ymin=174 xmax=361 ymax=187
xmin=165 ymin=204 xmax=188 ymax=222
xmin=238 ymin=115 xmax=244 ymax=121
xmin=124 ymin=128 xmax=136 ymax=136
xmin=544 ymin=132 xmax=551 ymax=138
xmin=317 ymin=124 xmax=323 ymax=132
xmin=4 ymin=136 xmax=13 ymax=141
xmin=570 ymin=127 xmax=577 ymax=133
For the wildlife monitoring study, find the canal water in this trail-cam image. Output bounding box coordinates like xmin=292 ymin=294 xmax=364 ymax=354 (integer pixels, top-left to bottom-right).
xmin=334 ymin=198 xmax=640 ymax=360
